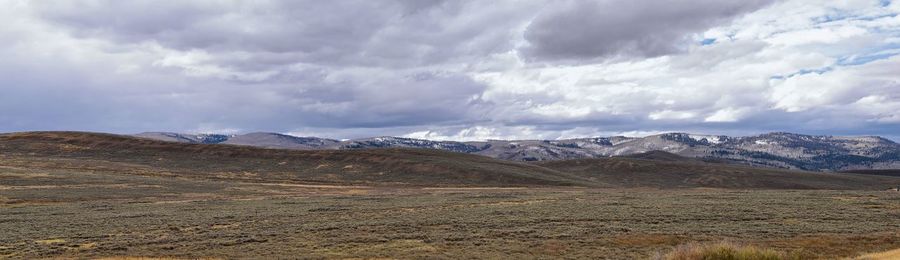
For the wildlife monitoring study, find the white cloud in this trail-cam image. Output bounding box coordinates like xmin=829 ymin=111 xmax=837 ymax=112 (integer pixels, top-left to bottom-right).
xmin=705 ymin=107 xmax=752 ymax=122
xmin=770 ymin=55 xmax=900 ymax=112
xmin=649 ymin=110 xmax=698 ymax=120
xmin=766 ymin=26 xmax=868 ymax=46
xmin=403 ymin=126 xmax=528 ymax=141
xmin=853 ymin=95 xmax=900 ymax=123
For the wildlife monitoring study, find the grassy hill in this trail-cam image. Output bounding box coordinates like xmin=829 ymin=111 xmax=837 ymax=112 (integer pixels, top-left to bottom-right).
xmin=2 ymin=132 xmax=898 ymax=190
xmin=841 ymin=169 xmax=900 ymax=178
xmin=0 ymin=132 xmax=594 ymax=187
xmin=538 ymin=151 xmax=900 ymax=190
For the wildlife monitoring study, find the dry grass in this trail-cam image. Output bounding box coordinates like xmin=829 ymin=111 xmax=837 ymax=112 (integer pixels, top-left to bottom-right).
xmin=538 ymin=155 xmax=900 ymax=190
xmin=2 ymin=132 xmax=900 ymax=259
xmin=3 ymin=185 xmax=898 ymax=259
xmin=94 ymin=257 xmax=221 ymax=260
xmin=657 ymin=242 xmax=805 ymax=260
xmin=33 ymin=239 xmax=66 ymax=245
xmin=0 ymin=131 xmax=593 ymax=187
xmin=853 ymin=248 xmax=900 ymax=260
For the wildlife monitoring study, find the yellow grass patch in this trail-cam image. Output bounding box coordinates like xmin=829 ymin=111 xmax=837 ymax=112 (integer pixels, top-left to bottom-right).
xmin=341 ymin=189 xmax=371 ymax=195
xmin=94 ymin=257 xmax=221 ymax=260
xmin=77 ymin=242 xmax=97 ymax=249
xmin=57 ymin=143 xmax=90 ymax=152
xmin=854 ymin=248 xmax=900 ymax=260
xmin=210 ymin=223 xmax=240 ymax=229
xmin=829 ymin=195 xmax=877 ymax=202
xmin=659 ymin=241 xmax=803 ymax=260
xmin=35 ymin=238 xmax=66 ymax=244
xmin=780 ymin=218 xmax=803 ymax=225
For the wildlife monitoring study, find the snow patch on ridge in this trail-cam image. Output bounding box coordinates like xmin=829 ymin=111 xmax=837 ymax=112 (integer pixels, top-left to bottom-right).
xmin=689 ymin=134 xmax=723 ymax=144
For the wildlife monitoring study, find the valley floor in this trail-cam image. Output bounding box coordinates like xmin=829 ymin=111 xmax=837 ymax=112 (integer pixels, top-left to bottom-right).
xmin=1 ymin=166 xmax=899 ymax=259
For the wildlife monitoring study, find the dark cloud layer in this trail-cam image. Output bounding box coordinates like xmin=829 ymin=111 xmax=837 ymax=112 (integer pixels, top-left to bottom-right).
xmin=35 ymin=1 xmax=527 ymax=67
xmin=523 ymin=0 xmax=775 ymax=60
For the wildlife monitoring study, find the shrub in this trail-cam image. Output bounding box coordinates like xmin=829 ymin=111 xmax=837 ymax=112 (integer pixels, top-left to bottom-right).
xmin=658 ymin=241 xmax=805 ymax=260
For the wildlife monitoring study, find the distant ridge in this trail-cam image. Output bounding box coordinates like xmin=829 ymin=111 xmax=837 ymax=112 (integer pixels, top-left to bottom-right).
xmin=224 ymin=132 xmax=340 ymax=150
xmin=841 ymin=169 xmax=900 ymax=177
xmin=622 ymin=150 xmax=692 ymax=162
xmin=2 ymin=131 xmax=594 ymax=187
xmin=134 ymin=131 xmax=900 ymax=171
xmin=134 ymin=132 xmax=232 ymax=144
xmin=3 ymin=131 xmax=899 ymax=190
xmin=536 ymin=152 xmax=900 ymax=190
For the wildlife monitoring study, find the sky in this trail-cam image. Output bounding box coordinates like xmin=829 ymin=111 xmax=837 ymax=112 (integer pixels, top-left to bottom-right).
xmin=1 ymin=0 xmax=899 ymax=141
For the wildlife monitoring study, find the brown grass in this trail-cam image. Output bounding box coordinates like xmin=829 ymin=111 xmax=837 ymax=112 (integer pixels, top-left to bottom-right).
xmin=0 ymin=131 xmax=593 ymax=187
xmin=658 ymin=241 xmax=805 ymax=260
xmin=538 ymin=154 xmax=900 ymax=190
xmin=764 ymin=233 xmax=899 ymax=258
xmin=94 ymin=257 xmax=221 ymax=260
xmin=853 ymin=248 xmax=900 ymax=260
xmin=614 ymin=234 xmax=685 ymax=247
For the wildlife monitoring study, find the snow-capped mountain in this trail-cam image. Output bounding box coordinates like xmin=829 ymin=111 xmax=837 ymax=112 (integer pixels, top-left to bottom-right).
xmin=134 ymin=132 xmax=900 ymax=171
xmin=221 ymin=132 xmax=340 ymax=150
xmin=134 ymin=132 xmax=232 ymax=144
xmin=135 ymin=132 xmax=339 ymax=150
xmin=339 ymin=136 xmax=487 ymax=153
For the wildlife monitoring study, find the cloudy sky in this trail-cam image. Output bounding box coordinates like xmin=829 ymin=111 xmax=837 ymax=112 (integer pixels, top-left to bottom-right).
xmin=1 ymin=0 xmax=899 ymax=141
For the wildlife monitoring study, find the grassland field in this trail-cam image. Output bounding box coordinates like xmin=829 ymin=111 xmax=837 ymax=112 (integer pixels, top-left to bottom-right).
xmin=2 ymin=165 xmax=899 ymax=259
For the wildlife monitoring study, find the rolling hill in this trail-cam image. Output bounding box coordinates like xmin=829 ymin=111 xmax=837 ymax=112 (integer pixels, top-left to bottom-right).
xmin=2 ymin=132 xmax=899 ymax=190
xmin=538 ymin=151 xmax=900 ymax=190
xmin=134 ymin=132 xmax=900 ymax=171
xmin=0 ymin=132 xmax=592 ymax=187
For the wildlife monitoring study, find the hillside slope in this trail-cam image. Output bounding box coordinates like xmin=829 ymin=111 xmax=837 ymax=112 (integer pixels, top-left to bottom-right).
xmin=134 ymin=132 xmax=900 ymax=171
xmin=3 ymin=132 xmax=899 ymax=190
xmin=0 ymin=132 xmax=594 ymax=187
xmin=537 ymin=151 xmax=900 ymax=190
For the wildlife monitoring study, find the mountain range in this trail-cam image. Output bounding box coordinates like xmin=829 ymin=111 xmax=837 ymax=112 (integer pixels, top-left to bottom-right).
xmin=6 ymin=131 xmax=899 ymax=189
xmin=134 ymin=132 xmax=900 ymax=172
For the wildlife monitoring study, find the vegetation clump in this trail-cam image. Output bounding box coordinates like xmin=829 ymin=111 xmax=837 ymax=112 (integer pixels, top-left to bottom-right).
xmin=659 ymin=242 xmax=805 ymax=260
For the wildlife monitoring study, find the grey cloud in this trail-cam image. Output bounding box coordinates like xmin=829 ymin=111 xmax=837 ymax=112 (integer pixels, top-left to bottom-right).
xmin=35 ymin=1 xmax=392 ymax=63
xmin=279 ymin=71 xmax=493 ymax=128
xmin=34 ymin=1 xmax=530 ymax=68
xmin=1 ymin=0 xmax=505 ymax=135
xmin=0 ymin=60 xmax=490 ymax=133
xmin=0 ymin=23 xmax=490 ymax=135
xmin=522 ymin=0 xmax=775 ymax=61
